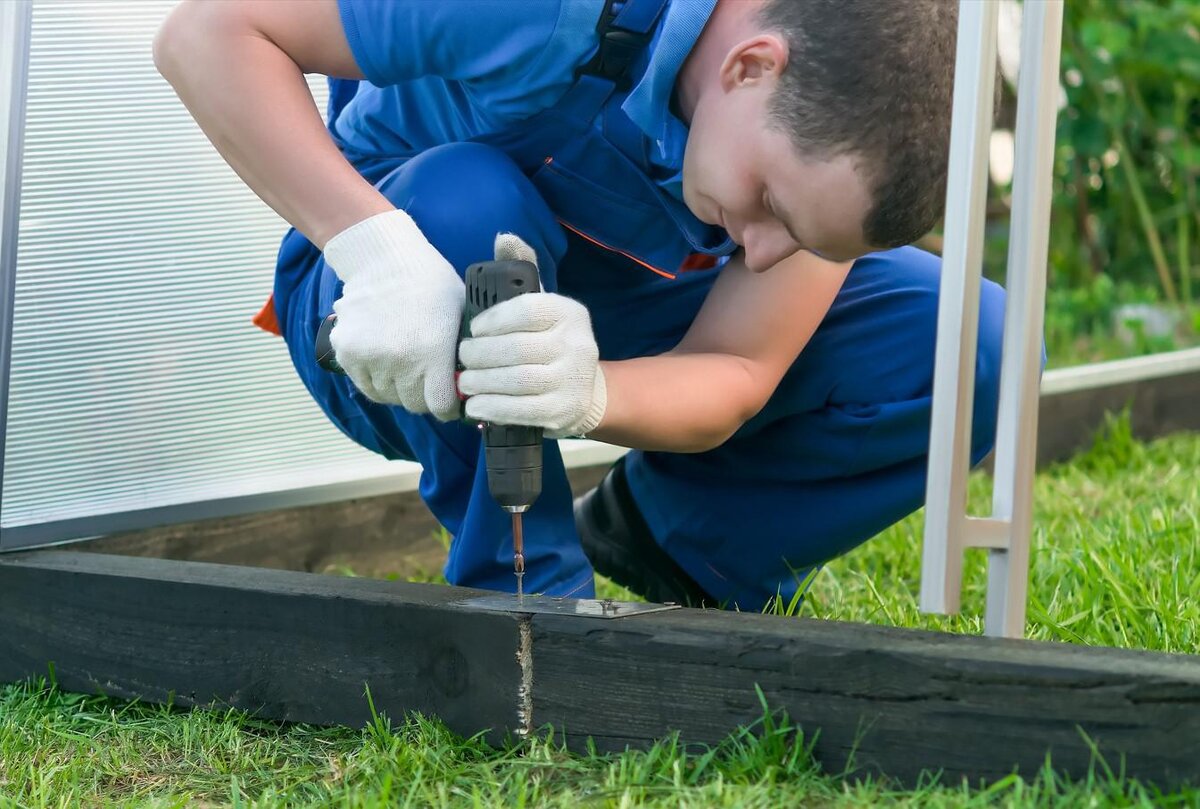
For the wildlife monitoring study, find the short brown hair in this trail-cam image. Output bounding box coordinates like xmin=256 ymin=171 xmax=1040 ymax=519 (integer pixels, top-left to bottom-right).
xmin=758 ymin=0 xmax=960 ymax=248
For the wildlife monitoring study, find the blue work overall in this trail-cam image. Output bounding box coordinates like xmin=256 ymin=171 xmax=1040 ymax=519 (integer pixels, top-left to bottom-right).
xmin=269 ymin=0 xmax=1007 ymax=610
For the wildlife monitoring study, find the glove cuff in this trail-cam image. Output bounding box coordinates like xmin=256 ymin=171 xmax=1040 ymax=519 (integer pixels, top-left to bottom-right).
xmin=570 ymin=366 xmax=608 ymax=439
xmin=322 ymin=208 xmax=428 ymax=284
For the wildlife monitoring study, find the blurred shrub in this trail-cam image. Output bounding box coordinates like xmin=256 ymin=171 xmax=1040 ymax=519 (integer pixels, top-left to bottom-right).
xmin=1051 ymin=0 xmax=1198 ymax=309
xmin=977 ymin=0 xmax=1198 ymax=363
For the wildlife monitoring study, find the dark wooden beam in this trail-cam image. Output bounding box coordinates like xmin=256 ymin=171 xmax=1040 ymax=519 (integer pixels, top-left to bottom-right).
xmin=1036 ymin=369 xmax=1200 ymax=466
xmin=0 ymin=551 xmax=523 ymax=742
xmin=3 ymin=551 xmax=1199 ymax=788
xmin=532 ymin=608 xmax=1200 ymax=787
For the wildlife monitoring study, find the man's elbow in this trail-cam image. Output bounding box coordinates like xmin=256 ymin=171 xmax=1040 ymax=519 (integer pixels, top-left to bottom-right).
xmin=154 ymin=3 xmax=213 ymax=84
xmin=153 ymin=3 xmax=199 ymax=80
xmin=153 ymin=1 xmax=230 ymax=80
xmin=687 ymin=391 xmax=769 ymax=454
xmin=680 ymin=430 xmax=732 ymax=455
xmin=718 ymin=358 xmax=775 ymax=446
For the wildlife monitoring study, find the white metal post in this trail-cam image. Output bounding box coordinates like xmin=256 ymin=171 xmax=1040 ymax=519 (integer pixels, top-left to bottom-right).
xmin=920 ymin=0 xmax=999 ymax=616
xmin=920 ymin=0 xmax=1065 ymax=638
xmin=984 ymin=0 xmax=1064 ymax=637
xmin=0 ymin=0 xmax=33 ymax=503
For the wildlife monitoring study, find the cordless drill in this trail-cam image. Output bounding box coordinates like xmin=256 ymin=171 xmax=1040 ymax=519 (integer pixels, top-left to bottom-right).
xmin=315 ymin=259 xmax=543 ymax=597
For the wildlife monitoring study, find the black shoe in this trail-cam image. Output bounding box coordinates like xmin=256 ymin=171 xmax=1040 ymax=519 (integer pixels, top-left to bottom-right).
xmin=574 ymin=456 xmax=714 ymax=607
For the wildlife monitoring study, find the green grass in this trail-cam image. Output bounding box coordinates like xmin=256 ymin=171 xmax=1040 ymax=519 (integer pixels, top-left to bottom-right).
xmin=2 ymin=416 xmax=1198 ymax=807
xmin=777 ymin=411 xmax=1200 ymax=655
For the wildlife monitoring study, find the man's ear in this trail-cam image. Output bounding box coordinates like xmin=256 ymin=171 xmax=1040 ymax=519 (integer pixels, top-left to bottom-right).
xmin=719 ymin=34 xmax=788 ymax=92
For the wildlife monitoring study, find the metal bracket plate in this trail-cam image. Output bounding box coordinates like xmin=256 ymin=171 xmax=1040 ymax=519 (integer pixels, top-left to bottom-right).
xmin=458 ymin=594 xmax=682 ymax=619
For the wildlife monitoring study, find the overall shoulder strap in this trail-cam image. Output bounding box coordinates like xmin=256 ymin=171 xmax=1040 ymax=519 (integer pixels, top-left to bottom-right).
xmin=478 ymin=0 xmax=670 ymax=164
xmin=575 ymin=0 xmax=670 ymax=92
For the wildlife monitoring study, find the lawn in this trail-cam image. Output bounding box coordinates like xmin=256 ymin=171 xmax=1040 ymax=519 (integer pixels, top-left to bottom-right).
xmin=2 ymin=416 xmax=1197 ymax=807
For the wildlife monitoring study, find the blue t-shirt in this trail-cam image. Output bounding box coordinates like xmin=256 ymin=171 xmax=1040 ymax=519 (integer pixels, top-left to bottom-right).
xmin=333 ymin=0 xmax=716 ymax=203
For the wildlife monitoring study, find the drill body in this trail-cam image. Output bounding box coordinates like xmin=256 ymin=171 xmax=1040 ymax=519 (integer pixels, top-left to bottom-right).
xmin=460 ymin=260 xmax=544 ymax=512
xmin=316 ymin=258 xmax=543 ymax=595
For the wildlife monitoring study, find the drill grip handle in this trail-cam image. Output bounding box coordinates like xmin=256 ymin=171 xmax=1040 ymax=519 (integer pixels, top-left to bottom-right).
xmin=314 ymin=259 xmax=542 ymax=376
xmin=461 ymin=259 xmax=542 ymax=331
xmin=469 ymin=258 xmax=543 ymax=585
xmin=460 ymin=259 xmax=544 ymax=509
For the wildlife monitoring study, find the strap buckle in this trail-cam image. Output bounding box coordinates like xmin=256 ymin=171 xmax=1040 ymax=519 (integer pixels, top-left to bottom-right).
xmin=574 ymin=2 xmax=654 ymax=92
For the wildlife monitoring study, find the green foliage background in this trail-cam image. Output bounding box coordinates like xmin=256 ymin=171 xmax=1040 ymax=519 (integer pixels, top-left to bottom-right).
xmin=983 ymin=0 xmax=1199 ymax=365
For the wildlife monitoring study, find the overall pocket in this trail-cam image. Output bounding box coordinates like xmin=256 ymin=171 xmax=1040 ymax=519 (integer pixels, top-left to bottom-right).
xmin=532 ymin=155 xmax=696 ymax=279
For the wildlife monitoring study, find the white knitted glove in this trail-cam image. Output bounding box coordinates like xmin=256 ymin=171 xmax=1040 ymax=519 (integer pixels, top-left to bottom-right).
xmin=457 ymin=235 xmax=607 ymax=438
xmin=325 ymin=209 xmax=464 ymax=421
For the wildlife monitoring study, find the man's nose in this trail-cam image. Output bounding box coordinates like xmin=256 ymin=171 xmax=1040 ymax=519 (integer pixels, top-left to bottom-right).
xmin=743 ymin=228 xmax=796 ymax=272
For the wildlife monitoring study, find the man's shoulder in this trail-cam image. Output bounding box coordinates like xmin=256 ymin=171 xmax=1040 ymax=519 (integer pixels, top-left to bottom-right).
xmin=338 ymin=0 xmax=605 ymax=88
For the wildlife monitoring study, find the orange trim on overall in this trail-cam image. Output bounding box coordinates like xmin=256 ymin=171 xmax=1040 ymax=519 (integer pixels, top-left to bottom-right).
xmin=558 ymin=221 xmax=677 ymax=279
xmin=253 ymin=294 xmax=283 ymax=336
xmin=679 ymin=252 xmax=719 ymax=271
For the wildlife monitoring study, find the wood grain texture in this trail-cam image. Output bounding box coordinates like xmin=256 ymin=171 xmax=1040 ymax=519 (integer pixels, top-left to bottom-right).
xmin=0 ymin=552 xmax=522 ymax=745
xmin=531 ymin=609 xmax=1200 ymax=786
xmin=3 ymin=551 xmax=1199 ymax=788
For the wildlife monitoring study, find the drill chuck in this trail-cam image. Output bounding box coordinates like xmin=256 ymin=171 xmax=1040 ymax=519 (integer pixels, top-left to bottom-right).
xmin=481 ymin=422 xmax=542 ymax=509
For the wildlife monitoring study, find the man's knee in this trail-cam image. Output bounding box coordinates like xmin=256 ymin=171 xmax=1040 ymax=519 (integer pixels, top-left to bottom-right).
xmin=820 ymin=246 xmax=944 ymax=404
xmin=875 ymin=247 xmax=1006 ymax=459
xmin=827 ymin=245 xmax=1006 ymax=457
xmin=375 ymin=142 xmax=566 ymax=274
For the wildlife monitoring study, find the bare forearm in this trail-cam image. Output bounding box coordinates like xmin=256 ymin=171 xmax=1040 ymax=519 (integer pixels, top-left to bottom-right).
xmin=586 ymin=251 xmax=851 ymax=454
xmin=587 ymin=352 xmax=762 ymax=453
xmin=153 ymin=2 xmax=390 ymax=248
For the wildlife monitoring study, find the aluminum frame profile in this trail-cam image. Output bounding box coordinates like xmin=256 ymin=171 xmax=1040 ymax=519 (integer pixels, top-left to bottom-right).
xmin=0 ymin=0 xmax=33 ymax=519
xmin=921 ymin=0 xmax=1065 ymax=637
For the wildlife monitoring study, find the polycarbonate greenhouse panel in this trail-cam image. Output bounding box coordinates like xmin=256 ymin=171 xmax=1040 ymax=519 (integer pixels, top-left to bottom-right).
xmin=0 ymin=0 xmax=417 ymax=548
